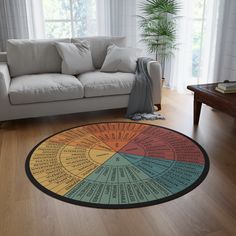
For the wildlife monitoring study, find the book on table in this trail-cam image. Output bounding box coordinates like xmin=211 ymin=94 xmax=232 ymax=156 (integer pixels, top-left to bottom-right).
xmin=215 ymin=87 xmax=236 ymax=94
xmin=218 ymin=82 xmax=236 ymax=91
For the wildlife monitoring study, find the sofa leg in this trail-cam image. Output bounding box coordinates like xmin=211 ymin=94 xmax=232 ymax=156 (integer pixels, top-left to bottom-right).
xmin=155 ymin=104 xmax=161 ymax=111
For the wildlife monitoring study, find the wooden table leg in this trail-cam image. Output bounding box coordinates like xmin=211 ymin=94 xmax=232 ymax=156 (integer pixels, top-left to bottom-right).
xmin=194 ymin=97 xmax=202 ymax=125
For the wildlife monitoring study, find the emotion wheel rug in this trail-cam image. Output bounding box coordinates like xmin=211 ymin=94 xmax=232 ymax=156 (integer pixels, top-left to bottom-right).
xmin=26 ymin=122 xmax=209 ymax=209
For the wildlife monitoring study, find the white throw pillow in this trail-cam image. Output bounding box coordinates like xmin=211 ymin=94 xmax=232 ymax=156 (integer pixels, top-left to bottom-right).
xmin=100 ymin=44 xmax=141 ymax=73
xmin=55 ymin=41 xmax=95 ymax=75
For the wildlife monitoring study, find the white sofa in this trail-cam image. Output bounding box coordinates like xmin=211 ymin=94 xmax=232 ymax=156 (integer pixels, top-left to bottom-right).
xmin=0 ymin=36 xmax=162 ymax=122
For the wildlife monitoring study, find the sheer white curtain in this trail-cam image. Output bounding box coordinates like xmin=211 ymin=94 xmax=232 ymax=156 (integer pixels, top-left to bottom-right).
xmin=0 ymin=0 xmax=29 ymax=51
xmin=166 ymin=0 xmax=225 ymax=92
xmin=199 ymin=0 xmax=225 ymax=84
xmin=0 ymin=0 xmax=45 ymax=51
xmin=166 ymin=1 xmax=194 ymax=91
xmin=214 ymin=0 xmax=235 ymax=83
xmin=97 ymin=0 xmax=137 ymax=47
xmin=26 ymin=0 xmax=45 ymax=39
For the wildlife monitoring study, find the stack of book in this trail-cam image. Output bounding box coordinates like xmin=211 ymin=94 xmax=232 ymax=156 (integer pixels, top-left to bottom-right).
xmin=215 ymin=82 xmax=236 ymax=94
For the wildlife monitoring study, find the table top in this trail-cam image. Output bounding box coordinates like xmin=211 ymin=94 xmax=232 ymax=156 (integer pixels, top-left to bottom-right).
xmin=187 ymin=83 xmax=236 ymax=103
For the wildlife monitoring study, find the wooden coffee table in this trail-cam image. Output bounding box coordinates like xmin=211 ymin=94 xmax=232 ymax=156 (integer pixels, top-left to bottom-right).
xmin=187 ymin=83 xmax=236 ymax=125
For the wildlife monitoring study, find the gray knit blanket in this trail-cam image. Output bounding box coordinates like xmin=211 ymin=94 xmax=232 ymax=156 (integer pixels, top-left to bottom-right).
xmin=126 ymin=57 xmax=155 ymax=118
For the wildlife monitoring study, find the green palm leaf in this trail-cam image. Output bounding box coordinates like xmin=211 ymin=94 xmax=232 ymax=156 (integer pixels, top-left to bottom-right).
xmin=138 ymin=0 xmax=181 ymax=77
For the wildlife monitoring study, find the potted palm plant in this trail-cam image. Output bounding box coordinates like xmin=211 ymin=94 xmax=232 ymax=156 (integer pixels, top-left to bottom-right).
xmin=138 ymin=0 xmax=180 ymax=80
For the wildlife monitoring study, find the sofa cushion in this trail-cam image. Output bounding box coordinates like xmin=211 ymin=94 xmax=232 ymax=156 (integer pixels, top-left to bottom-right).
xmin=101 ymin=44 xmax=141 ymax=73
xmin=77 ymin=71 xmax=135 ymax=98
xmin=7 ymin=39 xmax=70 ymax=77
xmin=55 ymin=41 xmax=95 ymax=75
xmin=72 ymin=36 xmax=126 ymax=69
xmin=9 ymin=74 xmax=84 ymax=105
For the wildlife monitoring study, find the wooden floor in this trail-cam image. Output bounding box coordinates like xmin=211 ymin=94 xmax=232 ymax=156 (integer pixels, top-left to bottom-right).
xmin=0 ymin=88 xmax=236 ymax=236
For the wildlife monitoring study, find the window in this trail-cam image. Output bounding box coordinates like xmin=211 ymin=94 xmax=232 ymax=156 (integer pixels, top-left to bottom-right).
xmin=42 ymin=0 xmax=97 ymax=38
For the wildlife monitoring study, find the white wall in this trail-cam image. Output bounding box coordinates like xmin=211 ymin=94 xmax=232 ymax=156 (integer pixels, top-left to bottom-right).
xmin=217 ymin=0 xmax=236 ymax=82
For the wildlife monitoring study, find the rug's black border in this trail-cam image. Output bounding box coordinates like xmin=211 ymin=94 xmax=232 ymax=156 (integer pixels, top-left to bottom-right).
xmin=25 ymin=122 xmax=210 ymax=209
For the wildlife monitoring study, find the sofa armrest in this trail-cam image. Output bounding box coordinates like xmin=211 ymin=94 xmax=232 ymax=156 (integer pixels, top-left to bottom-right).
xmin=0 ymin=63 xmax=11 ymax=98
xmin=0 ymin=52 xmax=7 ymax=62
xmin=147 ymin=60 xmax=162 ymax=107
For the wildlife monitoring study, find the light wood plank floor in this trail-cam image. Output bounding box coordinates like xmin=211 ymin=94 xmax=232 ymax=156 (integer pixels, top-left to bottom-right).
xmin=0 ymin=88 xmax=236 ymax=236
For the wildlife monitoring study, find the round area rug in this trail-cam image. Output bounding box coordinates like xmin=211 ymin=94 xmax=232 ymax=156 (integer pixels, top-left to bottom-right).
xmin=26 ymin=122 xmax=209 ymax=209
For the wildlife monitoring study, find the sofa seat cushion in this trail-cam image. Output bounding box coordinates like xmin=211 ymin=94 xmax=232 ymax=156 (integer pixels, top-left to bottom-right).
xmin=9 ymin=74 xmax=84 ymax=105
xmin=77 ymin=71 xmax=135 ymax=98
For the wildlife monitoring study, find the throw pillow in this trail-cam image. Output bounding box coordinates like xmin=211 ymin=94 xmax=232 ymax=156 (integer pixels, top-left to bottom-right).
xmin=100 ymin=44 xmax=141 ymax=73
xmin=55 ymin=41 xmax=95 ymax=75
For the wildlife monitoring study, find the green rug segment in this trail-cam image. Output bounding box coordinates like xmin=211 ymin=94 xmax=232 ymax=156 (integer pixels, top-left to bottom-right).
xmin=120 ymin=153 xmax=205 ymax=193
xmin=64 ymin=153 xmax=172 ymax=204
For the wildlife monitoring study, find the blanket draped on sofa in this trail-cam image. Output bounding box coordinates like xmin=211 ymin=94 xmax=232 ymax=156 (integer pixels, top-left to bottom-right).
xmin=126 ymin=57 xmax=154 ymax=117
